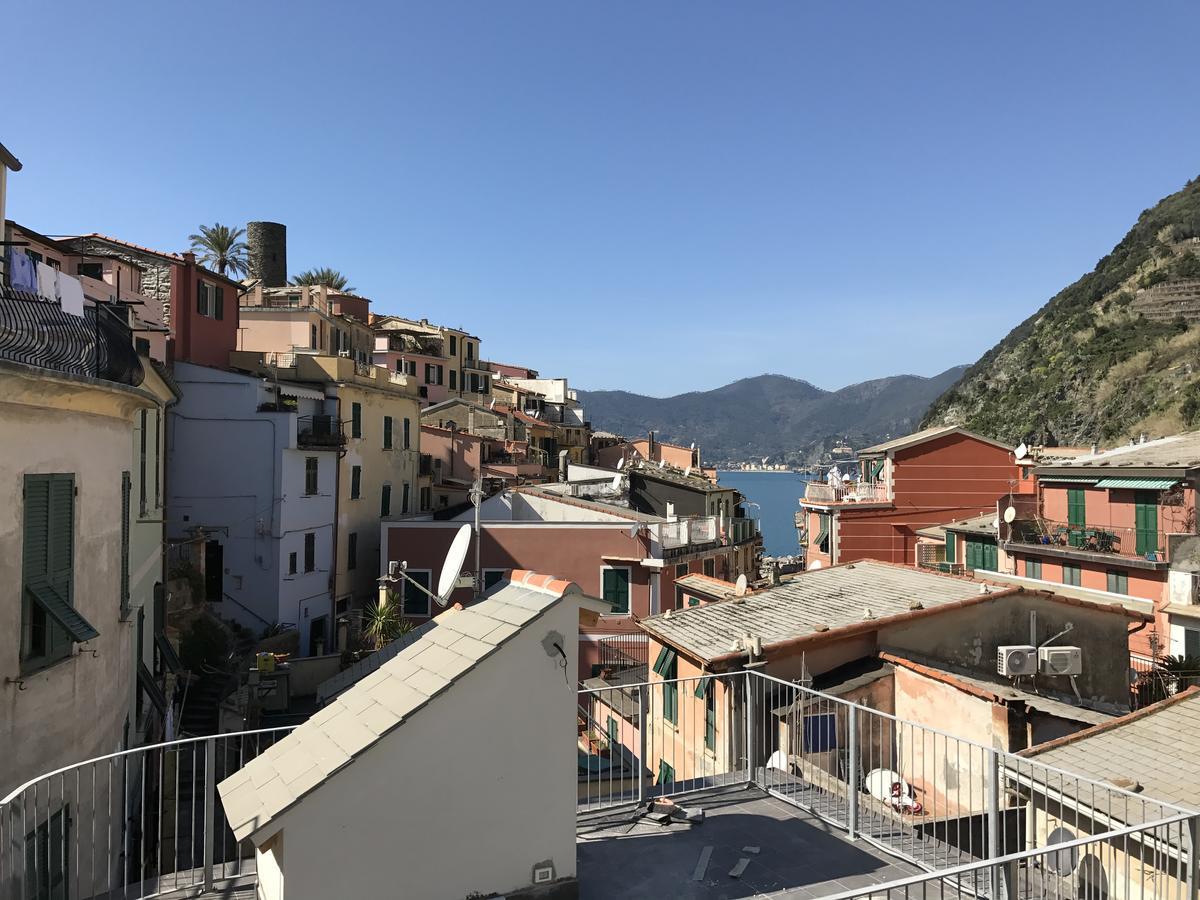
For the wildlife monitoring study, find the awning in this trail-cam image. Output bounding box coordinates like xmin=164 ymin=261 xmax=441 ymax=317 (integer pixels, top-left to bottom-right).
xmin=815 ymin=515 xmax=830 ymax=543
xmin=139 ymin=662 xmax=168 ymax=715
xmin=1094 ymin=477 xmax=1179 ymax=490
xmin=1038 ymin=475 xmax=1099 ymax=484
xmin=27 ymin=582 xmax=99 ymax=643
xmin=156 ymin=632 xmax=182 ymax=673
xmin=275 ymin=381 xmax=325 ymax=401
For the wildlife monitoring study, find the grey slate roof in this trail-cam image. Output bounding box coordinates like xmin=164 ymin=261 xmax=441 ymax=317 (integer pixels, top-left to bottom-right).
xmin=942 ymin=513 xmax=998 ymax=539
xmin=218 ymin=576 xmax=580 ymax=842
xmin=315 ymin=619 xmax=438 ymax=706
xmin=1018 ymin=688 xmax=1200 ymax=819
xmin=640 ymin=561 xmax=989 ymax=665
xmin=858 ymin=426 xmax=1011 ymax=457
xmin=1035 ymin=431 xmax=1200 ymax=473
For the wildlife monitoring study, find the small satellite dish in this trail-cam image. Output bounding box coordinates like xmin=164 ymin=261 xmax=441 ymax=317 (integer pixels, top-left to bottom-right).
xmin=616 ymin=457 xmax=625 ymax=470
xmin=435 ymin=524 xmax=473 ymax=606
xmin=690 ymin=442 xmax=696 ymax=450
xmin=1003 ymin=506 xmax=1017 ymax=524
xmin=992 ymin=517 xmax=1000 ymax=530
xmin=735 ymin=574 xmax=748 ymax=597
xmin=684 ymin=465 xmax=692 ymax=477
xmin=809 ymin=560 xmax=823 ymax=570
xmin=610 ymin=474 xmax=622 ymax=490
xmin=659 ymin=460 xmax=666 ymax=469
xmin=1015 ymin=442 xmax=1028 ymax=460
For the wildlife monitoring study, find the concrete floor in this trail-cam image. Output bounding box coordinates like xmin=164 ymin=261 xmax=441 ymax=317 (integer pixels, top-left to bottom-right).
xmin=577 ymin=785 xmax=930 ymax=899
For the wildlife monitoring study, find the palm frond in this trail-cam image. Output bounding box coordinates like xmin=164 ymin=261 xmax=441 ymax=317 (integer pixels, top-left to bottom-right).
xmin=290 ymin=267 xmax=354 ymax=292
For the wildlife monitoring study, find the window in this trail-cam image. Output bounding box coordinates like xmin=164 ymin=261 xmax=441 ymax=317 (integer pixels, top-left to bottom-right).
xmin=1024 ymin=557 xmax=1042 ymax=579
xmin=657 ymin=759 xmax=675 ymax=786
xmin=196 ymin=281 xmax=224 ymax=320
xmin=24 ymin=805 xmax=70 ymax=899
xmin=449 ymin=335 xmax=457 ymax=356
xmin=1107 ymin=569 xmax=1128 ymax=594
xmin=351 ymin=402 xmax=362 ymax=439
xmin=305 ymin=457 xmax=319 ymax=495
xmin=945 ymin=535 xmax=956 ymax=565
xmin=350 ymin=465 xmax=362 ymax=499
xmin=348 ymin=533 xmax=358 ymax=571
xmin=602 ymin=567 xmax=630 ymax=615
xmin=310 ymin=324 xmax=318 ymax=348
xmin=120 ymin=471 xmax=131 ymax=616
xmin=22 ymin=474 xmax=95 ymax=668
xmin=402 ymin=482 xmax=411 ymax=514
xmin=651 ymin=646 xmax=678 ymax=724
xmin=703 ymin=558 xmax=715 ymax=578
xmin=425 ymin=364 xmax=434 ymax=384
xmin=403 ymin=570 xmax=432 ymax=617
xmin=1062 ymin=563 xmax=1081 ymax=587
xmin=1185 ymin=627 xmax=1200 ymax=660
xmin=288 ymin=552 xmax=297 ymax=575
xmin=304 ymin=533 xmax=316 ymax=573
xmin=815 ymin=513 xmax=831 ymax=555
xmin=449 ymin=370 xmax=457 ymax=391
xmin=138 ymin=409 xmax=148 ymax=516
xmin=25 ymin=249 xmax=44 ymax=265
xmin=403 ymin=418 xmax=411 ymax=449
xmin=436 ymin=365 xmax=444 ymax=385
xmin=383 ymin=416 xmax=393 ymax=450
xmin=607 ymin=715 xmax=619 ymax=747
xmin=1135 ymin=491 xmax=1159 ymax=557
xmin=420 ymin=485 xmax=431 ymax=511
xmin=466 ymin=341 xmax=475 ymax=361
xmin=965 ymin=538 xmax=998 ymax=572
xmin=381 ymin=484 xmax=392 ymax=517
xmin=675 ymin=563 xmax=688 ymax=579
xmin=482 ymin=569 xmax=506 ymax=591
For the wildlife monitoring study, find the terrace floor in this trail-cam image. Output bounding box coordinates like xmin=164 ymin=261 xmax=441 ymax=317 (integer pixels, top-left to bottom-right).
xmin=577 ymin=785 xmax=929 ymax=899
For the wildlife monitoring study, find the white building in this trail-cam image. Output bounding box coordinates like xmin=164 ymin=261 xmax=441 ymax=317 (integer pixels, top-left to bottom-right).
xmin=167 ymin=363 xmax=338 ymax=654
xmin=218 ymin=571 xmax=605 ymax=900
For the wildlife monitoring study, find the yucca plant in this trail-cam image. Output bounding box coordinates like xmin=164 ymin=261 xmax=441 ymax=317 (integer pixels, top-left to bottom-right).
xmin=361 ymin=590 xmax=414 ymax=651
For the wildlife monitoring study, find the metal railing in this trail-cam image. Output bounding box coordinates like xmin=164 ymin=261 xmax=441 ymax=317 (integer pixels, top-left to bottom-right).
xmin=0 ymin=727 xmax=294 ymax=899
xmin=804 ymin=480 xmax=890 ymax=504
xmin=1010 ymin=518 xmax=1168 ymax=562
xmin=728 ymin=517 xmax=760 ymax=545
xmin=578 ymin=669 xmax=1200 ymax=898
xmin=296 ymin=414 xmax=345 ymax=449
xmin=659 ymin=517 xmax=718 ymax=550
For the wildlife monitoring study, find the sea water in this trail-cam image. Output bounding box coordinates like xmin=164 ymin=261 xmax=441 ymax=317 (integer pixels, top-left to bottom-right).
xmin=717 ymin=470 xmax=811 ymax=557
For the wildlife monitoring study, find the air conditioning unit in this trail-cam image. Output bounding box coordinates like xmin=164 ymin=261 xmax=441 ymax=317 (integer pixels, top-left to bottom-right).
xmin=1039 ymin=646 xmax=1083 ymax=676
xmin=997 ymin=645 xmax=1037 ymax=677
xmin=338 ymin=350 xmax=351 ymax=358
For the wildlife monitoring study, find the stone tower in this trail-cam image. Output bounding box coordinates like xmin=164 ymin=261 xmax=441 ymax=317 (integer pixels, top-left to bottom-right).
xmin=246 ymin=221 xmax=287 ymax=287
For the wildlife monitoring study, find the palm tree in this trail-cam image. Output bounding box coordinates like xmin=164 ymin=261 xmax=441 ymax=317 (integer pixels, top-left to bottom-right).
xmin=290 ymin=267 xmax=354 ymax=292
xmin=188 ymin=223 xmax=249 ymax=277
xmin=361 ymin=591 xmax=414 ymax=651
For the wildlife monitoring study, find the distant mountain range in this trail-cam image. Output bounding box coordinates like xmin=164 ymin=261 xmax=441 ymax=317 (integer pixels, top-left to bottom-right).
xmin=578 ymin=367 xmax=967 ymax=464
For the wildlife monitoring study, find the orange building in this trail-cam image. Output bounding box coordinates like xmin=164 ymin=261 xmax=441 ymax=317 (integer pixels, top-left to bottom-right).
xmin=800 ymin=426 xmax=1020 ymax=569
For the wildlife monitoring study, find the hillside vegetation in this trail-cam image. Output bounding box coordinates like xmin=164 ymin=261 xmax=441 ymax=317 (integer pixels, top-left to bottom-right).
xmin=580 ymin=367 xmax=966 ymax=464
xmin=924 ymin=176 xmax=1200 ymax=444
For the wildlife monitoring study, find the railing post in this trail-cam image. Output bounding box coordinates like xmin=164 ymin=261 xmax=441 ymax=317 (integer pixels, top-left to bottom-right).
xmin=637 ymin=686 xmax=649 ymax=806
xmin=744 ymin=672 xmax=755 ymax=785
xmin=847 ymin=703 xmax=859 ymax=840
xmin=1187 ymin=812 xmax=1200 ymax=900
xmin=987 ymin=747 xmax=1001 ymax=900
xmin=203 ymin=737 xmax=216 ymax=892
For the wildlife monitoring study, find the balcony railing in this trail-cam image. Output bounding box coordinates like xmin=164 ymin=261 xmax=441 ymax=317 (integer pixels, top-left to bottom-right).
xmin=0 ymin=727 xmax=293 ymax=900
xmin=578 ymin=669 xmax=1199 ymax=899
xmin=0 ymin=291 xmax=144 ymax=386
xmin=1009 ymin=518 xmax=1168 ymax=562
xmin=728 ymin=517 xmax=760 ymax=545
xmin=659 ymin=517 xmax=718 ymax=550
xmin=296 ymin=414 xmax=345 ymax=449
xmin=803 ymin=480 xmax=889 ymax=504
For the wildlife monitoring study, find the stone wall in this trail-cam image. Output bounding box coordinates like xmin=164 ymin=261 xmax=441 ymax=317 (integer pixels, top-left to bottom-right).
xmin=68 ymin=236 xmax=174 ymax=324
xmin=1132 ymin=277 xmax=1200 ymax=323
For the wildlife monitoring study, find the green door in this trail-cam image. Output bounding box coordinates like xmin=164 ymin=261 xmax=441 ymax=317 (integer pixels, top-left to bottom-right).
xmin=602 ymin=568 xmax=630 ymax=614
xmin=1134 ymin=491 xmax=1159 ymax=557
xmin=1067 ymin=488 xmax=1086 ymax=547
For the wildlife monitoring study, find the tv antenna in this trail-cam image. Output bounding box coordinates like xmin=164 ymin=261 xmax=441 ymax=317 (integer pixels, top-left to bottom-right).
xmin=379 ymin=523 xmax=473 ymax=609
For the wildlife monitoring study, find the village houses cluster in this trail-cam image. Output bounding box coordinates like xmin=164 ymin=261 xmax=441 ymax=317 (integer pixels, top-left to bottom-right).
xmin=4 ymin=140 xmax=1200 ymax=900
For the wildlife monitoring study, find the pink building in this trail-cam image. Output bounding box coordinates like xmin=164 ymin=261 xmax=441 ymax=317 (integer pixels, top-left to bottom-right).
xmin=373 ymin=329 xmax=449 ymax=407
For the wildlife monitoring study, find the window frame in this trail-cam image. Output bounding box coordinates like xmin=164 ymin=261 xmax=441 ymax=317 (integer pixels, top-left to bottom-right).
xmin=600 ymin=565 xmax=632 ymax=616
xmin=347 ymin=532 xmax=358 ymax=571
xmin=381 ymin=483 xmax=392 ymax=517
xmin=1024 ymin=557 xmax=1042 ymax=580
xmin=303 ymin=532 xmax=316 ymax=573
xmin=1062 ymin=563 xmax=1082 ymax=587
xmin=1106 ymin=568 xmax=1128 ymax=595
xmin=383 ymin=415 xmax=393 ymax=450
xmin=21 ymin=473 xmax=81 ymax=671
xmin=304 ymin=456 xmax=319 ymax=495
xmin=351 ymin=402 xmax=362 ymax=439
xmin=350 ymin=465 xmax=362 ymax=500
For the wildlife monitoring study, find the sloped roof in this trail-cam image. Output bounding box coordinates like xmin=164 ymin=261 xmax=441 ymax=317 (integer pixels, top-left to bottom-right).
xmin=641 ymin=561 xmax=996 ymax=665
xmin=315 ymin=619 xmax=438 ymax=706
xmin=859 ymin=426 xmax=1012 ymax=457
xmin=1017 ymin=687 xmax=1200 ymax=819
xmin=0 ymin=141 xmax=21 ymax=171
xmin=218 ymin=571 xmax=582 ymax=842
xmin=676 ymin=573 xmax=743 ymax=602
xmin=1035 ymin=431 xmax=1200 ymax=473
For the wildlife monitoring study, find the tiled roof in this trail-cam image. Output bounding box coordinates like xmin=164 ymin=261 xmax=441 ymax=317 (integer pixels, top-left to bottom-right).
xmin=218 ymin=571 xmax=581 ymax=842
xmin=859 ymin=426 xmax=1012 ymax=456
xmin=630 ymin=463 xmax=726 ymax=492
xmin=1035 ymin=431 xmax=1200 ymax=472
xmin=315 ymin=619 xmax=438 ymax=706
xmin=1017 ymin=687 xmax=1200 ymax=818
xmin=941 ymin=513 xmax=998 ymax=538
xmin=675 ymin=573 xmax=742 ymax=601
xmin=641 ymin=561 xmax=995 ymax=665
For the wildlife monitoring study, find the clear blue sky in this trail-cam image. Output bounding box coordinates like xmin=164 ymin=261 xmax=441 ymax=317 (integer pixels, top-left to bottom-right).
xmin=7 ymin=1 xmax=1200 ymax=395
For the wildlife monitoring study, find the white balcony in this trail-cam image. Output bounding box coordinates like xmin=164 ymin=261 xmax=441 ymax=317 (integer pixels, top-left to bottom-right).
xmin=804 ymin=479 xmax=890 ymax=504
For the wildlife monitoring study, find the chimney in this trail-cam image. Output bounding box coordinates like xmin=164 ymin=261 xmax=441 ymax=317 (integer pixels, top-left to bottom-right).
xmin=246 ymin=221 xmax=287 ymax=287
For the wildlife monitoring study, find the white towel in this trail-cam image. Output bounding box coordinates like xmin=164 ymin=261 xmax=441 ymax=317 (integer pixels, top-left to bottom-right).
xmin=57 ymin=273 xmax=86 ymax=317
xmin=36 ymin=262 xmax=59 ymax=302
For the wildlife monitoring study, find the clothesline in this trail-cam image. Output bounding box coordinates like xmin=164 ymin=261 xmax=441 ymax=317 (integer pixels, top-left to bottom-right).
xmin=5 ymin=246 xmax=85 ymax=317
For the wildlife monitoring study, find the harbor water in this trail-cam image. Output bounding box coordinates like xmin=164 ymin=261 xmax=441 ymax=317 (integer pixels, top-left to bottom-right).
xmin=717 ymin=470 xmax=811 ymax=557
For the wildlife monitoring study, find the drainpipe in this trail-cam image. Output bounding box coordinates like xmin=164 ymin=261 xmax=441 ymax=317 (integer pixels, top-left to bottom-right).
xmin=329 ymin=392 xmax=342 ymax=652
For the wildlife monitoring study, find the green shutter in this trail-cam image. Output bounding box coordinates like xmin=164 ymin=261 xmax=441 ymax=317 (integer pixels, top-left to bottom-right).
xmin=47 ymin=475 xmax=74 ymax=593
xmin=383 ymin=416 xmax=393 ymax=449
xmin=603 ymin=568 xmax=630 ymax=614
xmin=1067 ymin=488 xmax=1086 ymax=530
xmin=985 ymin=542 xmax=997 ymax=571
xmin=23 ymin=476 xmax=51 ymax=582
xmin=381 ymin=484 xmax=391 ymax=516
xmin=653 ymin=647 xmax=676 ymax=676
xmin=352 ymin=403 xmax=362 ymax=439
xmin=351 ymin=466 xmax=361 ymax=499
xmin=121 ymin=471 xmax=131 ymax=613
xmin=944 ymin=534 xmax=956 ymax=564
xmin=196 ymin=279 xmax=204 ymax=314
xmin=1135 ymin=491 xmax=1159 ymax=557
xmin=870 ymin=459 xmax=884 ymax=480
xmin=403 ymin=418 xmax=411 ymax=449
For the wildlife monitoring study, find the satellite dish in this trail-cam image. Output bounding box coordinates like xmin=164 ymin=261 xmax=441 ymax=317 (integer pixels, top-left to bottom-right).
xmin=684 ymin=465 xmax=692 ymax=477
xmin=616 ymin=457 xmax=625 ymax=470
xmin=610 ymin=474 xmax=622 ymax=490
xmin=809 ymin=560 xmax=823 ymax=570
xmin=735 ymin=574 xmax=748 ymax=597
xmin=1015 ymin=442 xmax=1028 ymax=460
xmin=690 ymin=442 xmax=696 ymax=450
xmin=1003 ymin=506 xmax=1017 ymax=524
xmin=435 ymin=524 xmax=473 ymax=605
xmin=992 ymin=517 xmax=1000 ymax=530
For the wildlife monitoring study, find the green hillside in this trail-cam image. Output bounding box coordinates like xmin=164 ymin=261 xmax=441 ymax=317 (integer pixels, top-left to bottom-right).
xmin=923 ymin=176 xmax=1200 ymax=444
